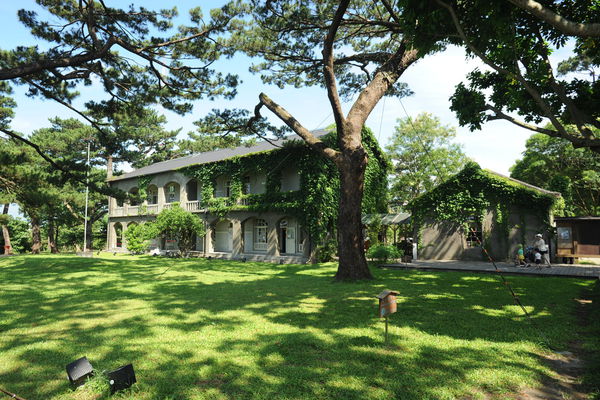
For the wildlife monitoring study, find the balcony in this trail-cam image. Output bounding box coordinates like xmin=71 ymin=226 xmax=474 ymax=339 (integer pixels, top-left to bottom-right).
xmin=127 ymin=205 xmax=139 ymax=216
xmin=185 ymin=200 xmax=201 ymax=211
xmin=111 ymin=201 xmax=205 ymax=217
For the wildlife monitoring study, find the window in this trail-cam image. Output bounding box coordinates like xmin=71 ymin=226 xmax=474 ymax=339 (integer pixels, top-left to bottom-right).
xmin=186 ymin=180 xmax=198 ymax=201
xmin=465 ymin=218 xmax=482 ymax=248
xmin=254 ymin=219 xmax=268 ymax=251
xmin=147 ymin=186 xmax=158 ymax=205
xmin=242 ymin=176 xmax=251 ymax=195
xmin=225 ymin=181 xmax=231 ymax=197
xmin=167 ymin=184 xmax=177 ymax=203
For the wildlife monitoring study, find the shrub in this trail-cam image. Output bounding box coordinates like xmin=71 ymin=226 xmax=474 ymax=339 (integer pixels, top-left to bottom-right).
xmin=153 ymin=204 xmax=205 ymax=257
xmin=124 ymin=223 xmax=155 ymax=255
xmin=367 ymin=244 xmax=403 ymax=263
xmin=315 ymin=238 xmax=337 ymax=262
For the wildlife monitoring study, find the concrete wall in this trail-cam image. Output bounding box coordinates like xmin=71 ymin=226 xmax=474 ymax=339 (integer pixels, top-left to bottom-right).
xmin=418 ymin=206 xmax=552 ymax=261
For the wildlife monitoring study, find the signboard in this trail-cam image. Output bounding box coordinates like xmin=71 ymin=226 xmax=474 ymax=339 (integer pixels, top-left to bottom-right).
xmin=557 ymin=227 xmax=573 ymax=249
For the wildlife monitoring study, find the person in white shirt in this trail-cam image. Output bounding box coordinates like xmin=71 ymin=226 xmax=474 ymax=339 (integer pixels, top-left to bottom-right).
xmin=534 ymin=233 xmax=550 ymax=267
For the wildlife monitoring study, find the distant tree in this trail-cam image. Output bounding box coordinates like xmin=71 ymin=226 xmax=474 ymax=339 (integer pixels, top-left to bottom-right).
xmin=510 ymin=133 xmax=600 ymax=215
xmin=152 ymin=205 xmax=205 ymax=257
xmin=386 ymin=113 xmax=469 ymax=208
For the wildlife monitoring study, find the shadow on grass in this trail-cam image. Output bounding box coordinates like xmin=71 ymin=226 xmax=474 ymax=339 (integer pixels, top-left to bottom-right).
xmin=0 ymin=255 xmax=594 ymax=399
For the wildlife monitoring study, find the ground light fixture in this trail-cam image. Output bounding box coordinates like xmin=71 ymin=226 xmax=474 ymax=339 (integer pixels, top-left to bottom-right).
xmin=107 ymin=364 xmax=137 ymax=394
xmin=65 ymin=356 xmax=94 ymax=387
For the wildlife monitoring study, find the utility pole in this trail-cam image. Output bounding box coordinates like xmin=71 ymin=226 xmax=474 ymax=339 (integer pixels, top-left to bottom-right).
xmin=83 ymin=141 xmax=91 ymax=253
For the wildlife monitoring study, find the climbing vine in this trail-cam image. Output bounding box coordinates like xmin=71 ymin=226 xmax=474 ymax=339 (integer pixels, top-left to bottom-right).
xmin=410 ymin=162 xmax=563 ymax=240
xmin=178 ymin=127 xmax=388 ymax=245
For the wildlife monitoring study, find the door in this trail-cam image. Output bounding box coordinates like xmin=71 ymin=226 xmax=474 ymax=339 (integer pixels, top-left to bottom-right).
xmin=285 ymin=227 xmax=296 ymax=254
xmin=280 ymin=228 xmax=287 ymax=253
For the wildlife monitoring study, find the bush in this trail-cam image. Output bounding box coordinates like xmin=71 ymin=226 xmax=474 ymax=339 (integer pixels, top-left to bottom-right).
xmin=367 ymin=244 xmax=403 ymax=263
xmin=153 ymin=205 xmax=205 ymax=257
xmin=124 ymin=223 xmax=155 ymax=255
xmin=315 ymin=238 xmax=337 ymax=262
xmin=0 ymin=216 xmax=31 ymax=254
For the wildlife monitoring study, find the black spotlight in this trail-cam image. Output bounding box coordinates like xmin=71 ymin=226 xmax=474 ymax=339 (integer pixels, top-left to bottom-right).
xmin=107 ymin=364 xmax=136 ymax=394
xmin=66 ymin=356 xmax=94 ymax=386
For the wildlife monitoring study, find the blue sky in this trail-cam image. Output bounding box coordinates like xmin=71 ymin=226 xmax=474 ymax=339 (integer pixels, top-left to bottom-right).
xmin=2 ymin=1 xmax=574 ymax=186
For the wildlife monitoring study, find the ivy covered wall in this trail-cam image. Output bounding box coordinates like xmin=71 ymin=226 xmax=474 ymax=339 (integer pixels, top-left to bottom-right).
xmin=177 ymin=127 xmax=389 ymax=245
xmin=409 ymin=162 xmax=563 ymax=260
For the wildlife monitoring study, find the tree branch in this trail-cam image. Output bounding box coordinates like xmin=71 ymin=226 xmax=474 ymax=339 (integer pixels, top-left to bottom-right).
xmin=347 ymin=39 xmax=418 ymax=132
xmin=486 ymin=105 xmax=600 ymax=151
xmin=257 ymin=93 xmax=342 ymax=163
xmin=0 ymin=38 xmax=116 ymax=80
xmin=0 ymin=128 xmax=115 ymax=194
xmin=321 ymin=0 xmax=350 ymax=134
xmin=436 ymin=0 xmax=569 ymax=138
xmin=507 ymin=0 xmax=600 ymax=37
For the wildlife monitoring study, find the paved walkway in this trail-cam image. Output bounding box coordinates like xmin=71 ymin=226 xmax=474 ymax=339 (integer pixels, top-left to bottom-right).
xmin=381 ymin=260 xmax=600 ymax=279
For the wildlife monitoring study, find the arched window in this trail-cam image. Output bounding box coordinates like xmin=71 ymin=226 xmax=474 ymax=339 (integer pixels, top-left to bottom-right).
xmin=115 ymin=223 xmax=123 ymax=248
xmin=165 ymin=182 xmax=180 ymax=203
xmin=254 ymin=219 xmax=268 ymax=251
xmin=147 ymin=185 xmax=158 ymax=205
xmin=186 ymin=180 xmax=199 ymax=201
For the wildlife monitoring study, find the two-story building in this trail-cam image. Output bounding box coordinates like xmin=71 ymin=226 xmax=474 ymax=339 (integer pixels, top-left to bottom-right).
xmin=106 ymin=129 xmax=389 ymax=263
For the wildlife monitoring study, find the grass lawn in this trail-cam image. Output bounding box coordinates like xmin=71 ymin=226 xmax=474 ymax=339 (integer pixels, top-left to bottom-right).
xmin=0 ymin=254 xmax=598 ymax=400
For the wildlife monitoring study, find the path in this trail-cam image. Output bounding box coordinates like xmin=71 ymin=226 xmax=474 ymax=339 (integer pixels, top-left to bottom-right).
xmin=381 ymin=260 xmax=600 ymax=279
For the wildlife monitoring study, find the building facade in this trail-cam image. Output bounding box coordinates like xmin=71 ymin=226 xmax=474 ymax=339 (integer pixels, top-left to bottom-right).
xmin=106 ymin=129 xmax=388 ymax=263
xmin=410 ymin=162 xmax=562 ymax=261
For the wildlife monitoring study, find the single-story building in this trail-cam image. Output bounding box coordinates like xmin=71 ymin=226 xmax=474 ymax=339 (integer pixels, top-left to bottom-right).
xmin=555 ymin=216 xmax=600 ymax=263
xmin=409 ymin=162 xmax=562 ymax=261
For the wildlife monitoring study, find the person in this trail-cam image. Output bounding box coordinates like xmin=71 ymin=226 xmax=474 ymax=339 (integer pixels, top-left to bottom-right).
xmin=515 ymin=244 xmax=526 ymax=267
xmin=534 ymin=233 xmax=550 ymax=267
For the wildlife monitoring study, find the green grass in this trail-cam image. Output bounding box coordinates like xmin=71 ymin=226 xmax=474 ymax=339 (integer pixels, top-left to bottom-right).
xmin=0 ymin=254 xmax=597 ymax=400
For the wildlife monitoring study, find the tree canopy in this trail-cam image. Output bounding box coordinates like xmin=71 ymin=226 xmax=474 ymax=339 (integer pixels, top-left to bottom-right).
xmin=386 ymin=113 xmax=469 ymax=209
xmin=510 ymin=133 xmax=600 ymax=216
xmin=407 ymin=0 xmax=600 ymax=152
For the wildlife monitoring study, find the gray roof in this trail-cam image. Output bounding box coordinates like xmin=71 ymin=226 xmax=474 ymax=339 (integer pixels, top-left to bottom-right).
xmin=109 ymin=129 xmax=330 ymax=182
xmin=362 ymin=213 xmax=411 ymax=225
xmin=486 ymin=170 xmax=561 ymax=197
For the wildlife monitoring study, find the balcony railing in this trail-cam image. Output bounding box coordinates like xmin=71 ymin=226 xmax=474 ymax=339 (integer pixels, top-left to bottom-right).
xmin=111 ymin=201 xmax=204 ymax=217
xmin=127 ymin=205 xmax=139 ymax=216
xmin=186 ymin=200 xmax=200 ymax=211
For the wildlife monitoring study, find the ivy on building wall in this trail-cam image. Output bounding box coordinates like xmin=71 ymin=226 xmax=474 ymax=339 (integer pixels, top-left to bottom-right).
xmin=410 ymin=162 xmax=563 ymax=232
xmin=178 ymin=127 xmax=389 ymax=245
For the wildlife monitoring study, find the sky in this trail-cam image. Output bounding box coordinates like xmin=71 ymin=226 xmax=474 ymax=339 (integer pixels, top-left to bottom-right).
xmin=1 ymin=1 xmax=575 ymax=217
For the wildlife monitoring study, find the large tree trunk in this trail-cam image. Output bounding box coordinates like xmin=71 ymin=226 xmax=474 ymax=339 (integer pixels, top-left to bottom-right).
xmin=335 ymin=147 xmax=372 ymax=280
xmin=31 ymin=215 xmax=41 ymax=254
xmin=1 ymin=204 xmax=12 ymax=255
xmin=47 ymin=218 xmax=58 ymax=253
